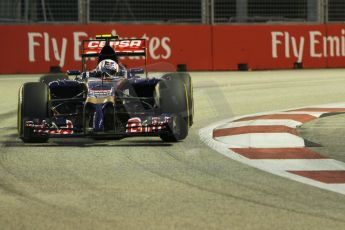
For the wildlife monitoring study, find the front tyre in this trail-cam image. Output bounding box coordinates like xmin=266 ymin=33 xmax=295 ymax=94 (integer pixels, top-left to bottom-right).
xmin=18 ymin=82 xmax=49 ymax=143
xmin=162 ymin=72 xmax=193 ymax=126
xmin=160 ymin=114 xmax=188 ymax=142
xmin=156 ymin=80 xmax=189 ymax=142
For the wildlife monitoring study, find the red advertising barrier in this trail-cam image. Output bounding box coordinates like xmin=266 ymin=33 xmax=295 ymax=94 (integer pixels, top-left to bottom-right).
xmin=213 ymin=24 xmax=328 ymax=70
xmin=213 ymin=24 xmax=345 ymax=70
xmin=0 ymin=24 xmax=212 ymax=74
xmin=324 ymin=24 xmax=345 ymax=68
xmin=1 ymin=24 xmax=345 ymax=73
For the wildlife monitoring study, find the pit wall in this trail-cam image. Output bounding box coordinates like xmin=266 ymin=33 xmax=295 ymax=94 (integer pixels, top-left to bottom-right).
xmin=1 ymin=24 xmax=345 ymax=73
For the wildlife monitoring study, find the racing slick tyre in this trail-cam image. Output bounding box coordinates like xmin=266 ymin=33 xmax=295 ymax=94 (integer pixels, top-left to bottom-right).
xmin=156 ymin=80 xmax=189 ymax=142
xmin=162 ymin=72 xmax=193 ymax=126
xmin=39 ymin=73 xmax=68 ymax=85
xmin=18 ymin=82 xmax=49 ymax=143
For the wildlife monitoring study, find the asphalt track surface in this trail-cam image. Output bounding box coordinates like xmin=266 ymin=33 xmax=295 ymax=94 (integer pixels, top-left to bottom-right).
xmin=0 ymin=70 xmax=345 ymax=230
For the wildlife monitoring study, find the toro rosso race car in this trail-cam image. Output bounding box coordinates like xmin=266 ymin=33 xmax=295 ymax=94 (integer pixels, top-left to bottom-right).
xmin=18 ymin=34 xmax=193 ymax=143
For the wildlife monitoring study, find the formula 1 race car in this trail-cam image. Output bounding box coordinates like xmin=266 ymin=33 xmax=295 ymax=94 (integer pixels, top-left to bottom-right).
xmin=18 ymin=34 xmax=193 ymax=143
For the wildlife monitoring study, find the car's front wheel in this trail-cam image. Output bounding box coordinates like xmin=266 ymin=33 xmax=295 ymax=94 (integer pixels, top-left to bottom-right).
xmin=18 ymin=82 xmax=49 ymax=143
xmin=155 ymin=80 xmax=189 ymax=142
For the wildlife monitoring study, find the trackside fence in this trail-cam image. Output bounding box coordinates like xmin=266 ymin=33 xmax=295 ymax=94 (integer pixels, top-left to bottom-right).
xmin=1 ymin=0 xmax=345 ymax=24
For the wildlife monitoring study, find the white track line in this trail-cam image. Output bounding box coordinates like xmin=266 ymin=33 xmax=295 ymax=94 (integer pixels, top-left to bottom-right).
xmin=249 ymin=159 xmax=345 ymax=171
xmin=214 ymin=133 xmax=305 ymax=148
xmin=216 ymin=119 xmax=303 ymax=129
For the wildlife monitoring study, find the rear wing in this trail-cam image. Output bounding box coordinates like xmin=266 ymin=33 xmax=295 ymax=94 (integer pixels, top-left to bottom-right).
xmin=81 ymin=34 xmax=148 ymax=75
xmin=82 ymin=37 xmax=146 ymax=58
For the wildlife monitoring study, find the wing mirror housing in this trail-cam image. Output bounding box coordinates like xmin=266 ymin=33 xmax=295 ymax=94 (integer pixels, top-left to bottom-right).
xmin=129 ymin=68 xmax=144 ymax=74
xmin=67 ymin=70 xmax=81 ymax=76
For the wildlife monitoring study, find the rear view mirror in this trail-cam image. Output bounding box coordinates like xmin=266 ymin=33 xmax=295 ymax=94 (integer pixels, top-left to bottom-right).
xmin=129 ymin=68 xmax=145 ymax=74
xmin=67 ymin=70 xmax=81 ymax=76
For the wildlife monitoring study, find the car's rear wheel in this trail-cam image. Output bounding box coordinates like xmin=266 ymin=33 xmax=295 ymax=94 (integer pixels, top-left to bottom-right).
xmin=18 ymin=82 xmax=49 ymax=143
xmin=156 ymin=80 xmax=189 ymax=142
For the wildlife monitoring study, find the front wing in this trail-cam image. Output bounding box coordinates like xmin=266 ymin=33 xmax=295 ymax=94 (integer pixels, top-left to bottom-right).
xmin=24 ymin=116 xmax=172 ymax=138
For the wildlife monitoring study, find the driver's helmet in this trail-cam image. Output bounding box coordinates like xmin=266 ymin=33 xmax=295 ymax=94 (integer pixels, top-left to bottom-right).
xmin=96 ymin=59 xmax=119 ymax=78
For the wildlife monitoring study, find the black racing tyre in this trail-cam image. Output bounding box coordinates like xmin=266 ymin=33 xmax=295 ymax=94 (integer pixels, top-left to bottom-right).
xmin=39 ymin=73 xmax=68 ymax=85
xmin=162 ymin=72 xmax=193 ymax=126
xmin=156 ymin=80 xmax=189 ymax=142
xmin=18 ymin=82 xmax=49 ymax=143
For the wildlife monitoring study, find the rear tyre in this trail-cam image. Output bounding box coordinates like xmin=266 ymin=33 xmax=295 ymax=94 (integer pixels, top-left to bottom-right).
xmin=39 ymin=73 xmax=68 ymax=85
xmin=162 ymin=72 xmax=193 ymax=126
xmin=156 ymin=80 xmax=189 ymax=142
xmin=18 ymin=82 xmax=49 ymax=143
